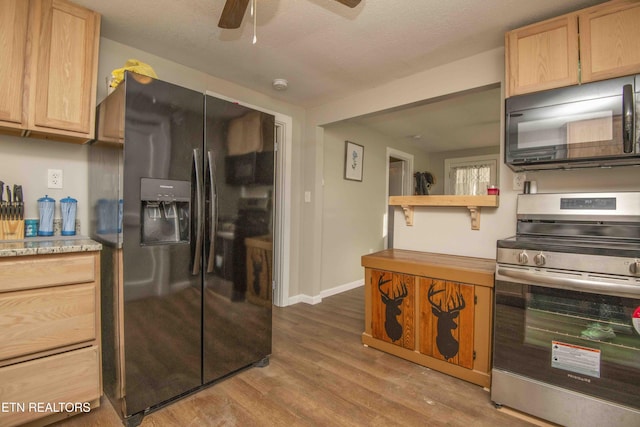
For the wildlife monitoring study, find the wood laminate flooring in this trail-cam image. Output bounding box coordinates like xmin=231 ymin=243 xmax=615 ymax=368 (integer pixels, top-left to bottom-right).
xmin=52 ymin=287 xmax=542 ymax=427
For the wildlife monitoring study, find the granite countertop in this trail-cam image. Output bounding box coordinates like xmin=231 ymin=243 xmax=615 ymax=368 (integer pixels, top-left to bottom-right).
xmin=0 ymin=236 xmax=102 ymax=257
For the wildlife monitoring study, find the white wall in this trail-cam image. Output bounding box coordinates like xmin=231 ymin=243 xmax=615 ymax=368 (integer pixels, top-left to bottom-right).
xmin=302 ymin=46 xmax=640 ymax=300
xmin=0 ymin=135 xmax=90 ymax=229
xmin=302 ymin=48 xmax=506 ymax=298
xmin=319 ymin=121 xmax=430 ymax=297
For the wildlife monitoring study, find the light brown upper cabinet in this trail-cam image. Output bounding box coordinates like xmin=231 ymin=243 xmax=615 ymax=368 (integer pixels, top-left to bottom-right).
xmin=579 ymin=0 xmax=640 ymax=83
xmin=0 ymin=0 xmax=100 ymax=143
xmin=506 ymin=0 xmax=640 ymax=98
xmin=0 ymin=0 xmax=30 ymax=133
xmin=506 ymin=14 xmax=579 ymax=98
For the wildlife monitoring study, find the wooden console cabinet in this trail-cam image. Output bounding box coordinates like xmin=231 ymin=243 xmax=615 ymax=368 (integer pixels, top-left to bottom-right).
xmin=0 ymin=251 xmax=102 ymax=427
xmin=362 ymin=249 xmax=495 ymax=387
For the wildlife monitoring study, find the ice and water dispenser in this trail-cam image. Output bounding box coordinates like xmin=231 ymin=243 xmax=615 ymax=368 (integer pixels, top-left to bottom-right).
xmin=140 ymin=178 xmax=190 ymax=245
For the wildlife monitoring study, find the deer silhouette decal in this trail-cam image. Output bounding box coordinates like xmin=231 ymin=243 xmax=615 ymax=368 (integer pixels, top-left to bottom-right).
xmin=378 ymin=275 xmax=408 ymax=342
xmin=427 ymin=283 xmax=466 ymax=360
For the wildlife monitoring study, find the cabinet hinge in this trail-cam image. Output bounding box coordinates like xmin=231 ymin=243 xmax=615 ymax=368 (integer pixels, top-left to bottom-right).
xmin=473 ymin=350 xmax=477 ymax=360
xmin=474 ymin=295 xmax=477 ymax=305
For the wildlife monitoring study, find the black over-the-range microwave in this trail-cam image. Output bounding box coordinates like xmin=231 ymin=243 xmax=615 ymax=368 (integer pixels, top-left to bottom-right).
xmin=505 ymin=74 xmax=640 ymax=171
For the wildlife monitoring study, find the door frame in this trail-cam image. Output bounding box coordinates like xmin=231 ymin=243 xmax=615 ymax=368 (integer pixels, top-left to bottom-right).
xmin=205 ymin=90 xmax=292 ymax=307
xmin=385 ymin=147 xmax=413 ymax=249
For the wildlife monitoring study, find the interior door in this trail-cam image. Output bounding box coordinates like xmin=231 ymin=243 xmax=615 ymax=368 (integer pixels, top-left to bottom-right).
xmin=387 ymin=159 xmax=405 ymax=248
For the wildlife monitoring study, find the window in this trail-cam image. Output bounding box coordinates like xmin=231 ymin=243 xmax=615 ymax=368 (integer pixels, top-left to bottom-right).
xmin=444 ymin=154 xmax=498 ymax=195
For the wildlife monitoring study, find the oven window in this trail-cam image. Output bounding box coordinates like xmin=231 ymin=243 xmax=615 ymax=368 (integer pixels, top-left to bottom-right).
xmin=494 ymin=281 xmax=640 ymax=410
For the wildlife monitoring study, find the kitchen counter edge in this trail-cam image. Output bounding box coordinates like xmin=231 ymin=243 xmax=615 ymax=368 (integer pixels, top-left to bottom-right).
xmin=0 ymin=238 xmax=102 ymax=257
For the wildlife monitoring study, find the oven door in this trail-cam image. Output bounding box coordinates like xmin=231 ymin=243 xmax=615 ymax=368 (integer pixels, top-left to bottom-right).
xmin=493 ymin=265 xmax=640 ymax=411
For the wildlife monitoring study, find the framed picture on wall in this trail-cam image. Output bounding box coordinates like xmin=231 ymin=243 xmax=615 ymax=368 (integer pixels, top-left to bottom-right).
xmin=344 ymin=141 xmax=364 ymax=181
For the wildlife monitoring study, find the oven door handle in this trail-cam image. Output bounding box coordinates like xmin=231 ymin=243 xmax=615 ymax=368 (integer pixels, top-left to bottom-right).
xmin=497 ymin=267 xmax=640 ymax=299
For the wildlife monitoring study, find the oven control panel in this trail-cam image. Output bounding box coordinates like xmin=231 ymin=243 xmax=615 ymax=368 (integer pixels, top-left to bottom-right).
xmin=514 ymin=250 xmax=546 ymax=266
xmin=497 ymin=248 xmax=639 ymax=277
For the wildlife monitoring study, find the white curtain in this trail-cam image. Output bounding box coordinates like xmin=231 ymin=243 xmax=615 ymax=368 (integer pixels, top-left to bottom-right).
xmin=451 ymin=164 xmax=492 ymax=195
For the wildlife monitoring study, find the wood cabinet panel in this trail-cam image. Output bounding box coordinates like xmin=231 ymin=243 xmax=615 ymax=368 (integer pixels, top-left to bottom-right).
xmin=362 ymin=250 xmax=495 ymax=387
xmin=0 ymin=0 xmax=29 ymax=127
xmin=29 ymin=0 xmax=100 ymax=139
xmin=505 ymin=14 xmax=579 ymax=97
xmin=506 ymin=1 xmax=640 ymax=97
xmin=580 ymin=1 xmax=640 ymax=82
xmin=0 ymin=250 xmax=101 ymax=425
xmin=370 ymin=270 xmax=415 ymax=349
xmin=419 ymin=278 xmax=474 ymax=369
xmin=0 ymin=253 xmax=95 ymax=292
xmin=0 ymin=346 xmax=100 ymax=427
xmin=0 ymin=283 xmax=96 ymax=361
xmin=0 ymin=0 xmax=100 ymax=142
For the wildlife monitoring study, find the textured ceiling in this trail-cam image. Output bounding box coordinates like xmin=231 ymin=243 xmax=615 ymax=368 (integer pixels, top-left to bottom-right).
xmin=74 ymin=0 xmax=605 ymax=108
xmin=72 ymin=0 xmax=606 ymax=153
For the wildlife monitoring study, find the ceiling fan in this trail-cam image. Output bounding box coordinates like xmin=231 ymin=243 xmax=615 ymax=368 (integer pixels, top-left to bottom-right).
xmin=218 ymin=0 xmax=362 ymax=29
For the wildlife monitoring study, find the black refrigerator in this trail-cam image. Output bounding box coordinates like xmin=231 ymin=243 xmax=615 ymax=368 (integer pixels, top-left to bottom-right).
xmin=89 ymin=72 xmax=274 ymax=427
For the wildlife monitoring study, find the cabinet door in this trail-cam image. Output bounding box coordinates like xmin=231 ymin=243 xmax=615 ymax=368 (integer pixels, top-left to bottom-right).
xmin=0 ymin=0 xmax=29 ymax=129
xmin=0 ymin=283 xmax=96 ymax=361
xmin=370 ymin=269 xmax=415 ymax=349
xmin=0 ymin=346 xmax=100 ymax=427
xmin=28 ymin=0 xmax=100 ymax=140
xmin=419 ymin=278 xmax=474 ymax=369
xmin=505 ymin=14 xmax=579 ymax=97
xmin=580 ymin=0 xmax=640 ymax=83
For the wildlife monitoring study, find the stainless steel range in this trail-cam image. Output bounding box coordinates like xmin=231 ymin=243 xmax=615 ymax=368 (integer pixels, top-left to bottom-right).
xmin=492 ymin=192 xmax=640 ymax=427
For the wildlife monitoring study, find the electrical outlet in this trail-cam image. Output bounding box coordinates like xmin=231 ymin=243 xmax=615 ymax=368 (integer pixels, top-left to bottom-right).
xmin=48 ymin=169 xmax=63 ymax=189
xmin=512 ymin=172 xmax=526 ymax=191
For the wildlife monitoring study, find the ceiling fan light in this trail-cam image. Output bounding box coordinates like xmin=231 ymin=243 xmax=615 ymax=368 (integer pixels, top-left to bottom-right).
xmin=272 ymin=79 xmax=288 ymax=91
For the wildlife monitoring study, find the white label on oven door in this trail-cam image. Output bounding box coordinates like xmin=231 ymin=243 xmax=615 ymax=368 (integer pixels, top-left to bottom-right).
xmin=551 ymin=341 xmax=601 ymax=378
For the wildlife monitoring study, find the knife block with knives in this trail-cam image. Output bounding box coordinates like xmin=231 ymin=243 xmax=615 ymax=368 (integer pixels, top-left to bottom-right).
xmin=0 ymin=182 xmax=25 ymax=240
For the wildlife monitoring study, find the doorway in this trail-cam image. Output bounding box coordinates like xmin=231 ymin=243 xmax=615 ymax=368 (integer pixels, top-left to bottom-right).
xmin=385 ymin=148 xmax=413 ymax=249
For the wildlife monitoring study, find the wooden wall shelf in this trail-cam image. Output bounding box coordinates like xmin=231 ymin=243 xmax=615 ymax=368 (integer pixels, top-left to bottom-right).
xmin=389 ymin=195 xmax=499 ymax=230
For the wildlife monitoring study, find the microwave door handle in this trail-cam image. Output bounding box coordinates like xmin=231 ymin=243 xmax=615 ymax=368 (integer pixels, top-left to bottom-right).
xmin=206 ymin=150 xmax=216 ymax=274
xmin=192 ymin=148 xmax=204 ymax=276
xmin=622 ymin=83 xmax=633 ymax=153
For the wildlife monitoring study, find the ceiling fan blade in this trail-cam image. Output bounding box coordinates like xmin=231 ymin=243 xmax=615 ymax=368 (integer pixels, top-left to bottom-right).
xmin=334 ymin=0 xmax=361 ymax=7
xmin=218 ymin=0 xmax=250 ymax=29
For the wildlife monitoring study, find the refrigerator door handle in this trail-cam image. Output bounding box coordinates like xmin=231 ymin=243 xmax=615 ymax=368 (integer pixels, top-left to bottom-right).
xmin=206 ymin=150 xmax=216 ymax=273
xmin=192 ymin=148 xmax=204 ymax=275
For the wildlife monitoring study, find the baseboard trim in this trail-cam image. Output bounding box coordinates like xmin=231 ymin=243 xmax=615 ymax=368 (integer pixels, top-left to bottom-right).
xmin=287 ymin=279 xmax=364 ymax=306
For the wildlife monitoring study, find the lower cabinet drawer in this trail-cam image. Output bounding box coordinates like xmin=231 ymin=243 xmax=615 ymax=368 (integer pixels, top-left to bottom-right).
xmin=0 ymin=283 xmax=96 ymax=361
xmin=0 ymin=253 xmax=96 ymax=293
xmin=0 ymin=346 xmax=101 ymax=427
